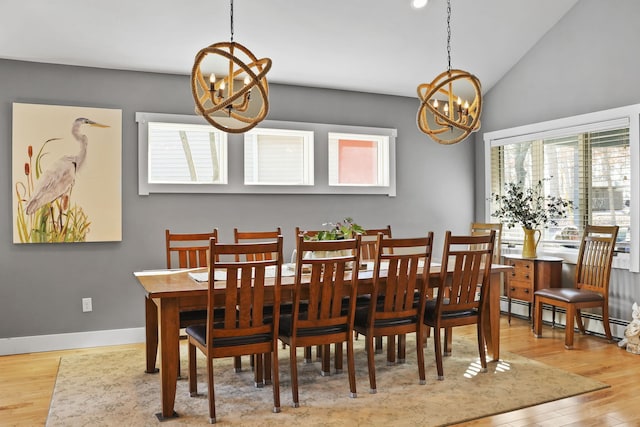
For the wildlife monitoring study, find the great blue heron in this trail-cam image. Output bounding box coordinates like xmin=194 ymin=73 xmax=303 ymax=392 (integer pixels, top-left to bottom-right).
xmin=25 ymin=117 xmax=109 ymax=215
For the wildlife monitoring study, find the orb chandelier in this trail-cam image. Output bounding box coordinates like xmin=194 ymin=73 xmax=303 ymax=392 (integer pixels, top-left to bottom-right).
xmin=191 ymin=0 xmax=272 ymax=134
xmin=417 ymin=0 xmax=482 ymax=145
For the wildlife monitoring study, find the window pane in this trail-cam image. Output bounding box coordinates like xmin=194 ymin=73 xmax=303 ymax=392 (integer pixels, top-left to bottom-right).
xmin=148 ymin=122 xmax=227 ymax=184
xmin=244 ymin=128 xmax=313 ymax=185
xmin=491 ymin=126 xmax=630 ymax=247
xmin=328 ymin=133 xmax=389 ymax=186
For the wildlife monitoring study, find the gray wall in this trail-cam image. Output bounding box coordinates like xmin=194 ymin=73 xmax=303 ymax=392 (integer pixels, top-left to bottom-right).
xmin=0 ymin=60 xmax=474 ymax=339
xmin=474 ymin=0 xmax=640 ymax=322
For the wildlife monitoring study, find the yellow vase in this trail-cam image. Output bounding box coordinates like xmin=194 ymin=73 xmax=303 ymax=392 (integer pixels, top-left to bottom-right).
xmin=522 ymin=227 xmax=541 ymax=258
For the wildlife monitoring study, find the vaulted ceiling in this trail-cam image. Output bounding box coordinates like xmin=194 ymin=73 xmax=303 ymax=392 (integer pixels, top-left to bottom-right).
xmin=0 ymin=0 xmax=578 ymax=97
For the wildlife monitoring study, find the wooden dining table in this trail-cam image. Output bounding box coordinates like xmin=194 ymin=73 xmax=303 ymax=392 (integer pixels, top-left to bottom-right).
xmin=134 ymin=262 xmax=512 ymax=419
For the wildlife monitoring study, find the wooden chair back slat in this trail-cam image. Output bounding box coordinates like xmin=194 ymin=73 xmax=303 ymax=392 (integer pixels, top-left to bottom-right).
xmin=234 ymin=227 xmax=282 ymax=261
xmin=575 ymin=226 xmax=617 ymax=295
xmin=438 ymin=231 xmax=495 ymax=317
xmin=470 ymin=222 xmax=502 ymax=264
xmin=293 ymin=235 xmax=361 ymax=330
xmin=165 ymin=229 xmax=218 ymax=269
xmin=207 ymin=237 xmax=284 ymax=349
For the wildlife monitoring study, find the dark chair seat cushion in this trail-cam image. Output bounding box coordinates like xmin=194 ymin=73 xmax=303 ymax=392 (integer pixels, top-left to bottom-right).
xmin=423 ymin=299 xmax=477 ymax=324
xmin=186 ymin=324 xmax=272 ymax=347
xmin=278 ymin=314 xmax=347 ymax=337
xmin=353 ymin=306 xmax=416 ymax=328
xmin=180 ymin=308 xmax=225 ymax=326
xmin=534 ymin=288 xmax=604 ymax=303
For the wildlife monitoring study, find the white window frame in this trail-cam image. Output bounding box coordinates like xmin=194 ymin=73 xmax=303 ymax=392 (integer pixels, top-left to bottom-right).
xmin=244 ymin=127 xmax=314 ymax=186
xmin=137 ymin=113 xmax=396 ymax=196
xmin=483 ymin=104 xmax=640 ymax=272
xmin=327 ymin=132 xmax=390 ymax=187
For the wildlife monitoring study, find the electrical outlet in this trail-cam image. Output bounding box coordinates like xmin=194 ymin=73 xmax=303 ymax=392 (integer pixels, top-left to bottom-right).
xmin=82 ymin=297 xmax=92 ymax=312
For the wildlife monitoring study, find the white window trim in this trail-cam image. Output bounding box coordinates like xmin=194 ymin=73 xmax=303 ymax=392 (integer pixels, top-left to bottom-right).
xmin=244 ymin=127 xmax=314 ymax=186
xmin=483 ymin=104 xmax=640 ymax=272
xmin=327 ymin=132 xmax=390 ymax=187
xmin=137 ymin=113 xmax=397 ymax=196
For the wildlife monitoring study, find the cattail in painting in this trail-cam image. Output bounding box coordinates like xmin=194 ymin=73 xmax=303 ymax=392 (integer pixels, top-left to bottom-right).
xmin=27 ymin=145 xmax=33 ymax=158
xmin=24 ymin=162 xmax=30 ymax=176
xmin=62 ymin=194 xmax=69 ymax=211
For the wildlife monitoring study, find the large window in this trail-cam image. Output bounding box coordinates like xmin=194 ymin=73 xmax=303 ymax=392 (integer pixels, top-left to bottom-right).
xmin=484 ymin=104 xmax=640 ymax=272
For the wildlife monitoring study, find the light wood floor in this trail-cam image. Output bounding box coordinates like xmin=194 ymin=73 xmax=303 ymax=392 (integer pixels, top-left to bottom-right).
xmin=1 ymin=317 xmax=639 ymax=426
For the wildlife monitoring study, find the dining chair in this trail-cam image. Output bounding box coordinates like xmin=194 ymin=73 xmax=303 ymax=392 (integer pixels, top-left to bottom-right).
xmin=233 ymin=227 xmax=282 ymax=381
xmin=165 ymin=228 xmax=223 ymax=376
xmin=356 ymin=226 xmax=393 ymax=352
xmin=360 ymin=225 xmax=392 ymax=260
xmin=470 ymin=222 xmax=503 ymax=264
xmin=424 ymin=230 xmax=495 ymax=380
xmin=353 ymin=233 xmax=434 ymax=393
xmin=279 ymin=234 xmax=362 ymax=407
xmin=186 ymin=236 xmax=284 ymax=424
xmin=533 ymin=225 xmax=618 ymax=349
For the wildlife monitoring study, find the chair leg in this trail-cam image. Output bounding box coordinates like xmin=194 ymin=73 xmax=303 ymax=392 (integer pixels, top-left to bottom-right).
xmin=264 ymin=352 xmax=272 ymax=385
xmin=476 ymin=321 xmax=487 ymax=373
xmin=346 ymin=336 xmax=357 ymax=398
xmin=575 ymin=308 xmax=586 ymax=334
xmin=366 ymin=334 xmax=377 ymax=393
xmin=444 ymin=327 xmax=453 ymax=356
xmin=386 ymin=335 xmax=396 ymax=365
xmin=206 ymin=356 xmax=216 ymax=424
xmin=289 ymin=343 xmax=300 ymax=408
xmin=254 ymin=353 xmax=264 ymax=387
xmin=304 ymin=346 xmax=312 ymax=363
xmin=533 ymin=298 xmax=543 ymax=338
xmin=321 ymin=344 xmax=331 ymax=376
xmin=233 ymin=356 xmax=242 ymax=373
xmin=397 ymin=334 xmax=406 ymax=363
xmin=188 ymin=341 xmax=198 ymax=396
xmin=601 ymin=304 xmax=614 ymax=342
xmin=433 ymin=327 xmax=444 ymax=380
xmin=375 ymin=336 xmax=383 ymax=353
xmin=565 ymin=304 xmax=576 ymax=349
xmin=271 ymin=348 xmax=281 ymax=414
xmin=335 ymin=342 xmax=343 ymax=374
xmin=416 ymin=329 xmax=426 ymax=385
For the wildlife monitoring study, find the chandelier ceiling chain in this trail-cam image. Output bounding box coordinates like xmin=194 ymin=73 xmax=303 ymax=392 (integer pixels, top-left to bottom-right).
xmin=416 ymin=0 xmax=482 ymax=145
xmin=229 ymin=0 xmax=234 ymax=43
xmin=190 ymin=0 xmax=272 ymax=133
xmin=446 ymin=0 xmax=451 ymax=73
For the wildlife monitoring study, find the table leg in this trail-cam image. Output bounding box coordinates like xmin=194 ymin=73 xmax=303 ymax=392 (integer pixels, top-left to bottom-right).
xmin=483 ymin=272 xmax=501 ymax=361
xmin=145 ymin=296 xmax=159 ymax=374
xmin=156 ymin=298 xmax=180 ymax=420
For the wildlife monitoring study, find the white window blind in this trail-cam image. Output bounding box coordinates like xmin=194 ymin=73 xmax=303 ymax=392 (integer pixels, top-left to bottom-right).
xmin=490 ymin=125 xmax=630 ymax=251
xmin=244 ymin=128 xmax=314 ymax=185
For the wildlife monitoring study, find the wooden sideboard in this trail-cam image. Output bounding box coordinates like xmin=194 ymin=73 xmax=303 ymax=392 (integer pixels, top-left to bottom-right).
xmin=502 ymin=254 xmax=563 ymax=323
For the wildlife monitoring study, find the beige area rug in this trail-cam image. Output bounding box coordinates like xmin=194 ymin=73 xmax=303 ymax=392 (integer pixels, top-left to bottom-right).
xmin=47 ymin=336 xmax=608 ymax=427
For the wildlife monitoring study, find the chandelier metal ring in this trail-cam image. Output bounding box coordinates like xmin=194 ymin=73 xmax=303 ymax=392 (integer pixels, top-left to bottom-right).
xmin=191 ymin=41 xmax=271 ymax=133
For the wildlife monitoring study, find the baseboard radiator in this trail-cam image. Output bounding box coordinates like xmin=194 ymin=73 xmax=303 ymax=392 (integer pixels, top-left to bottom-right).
xmin=500 ymin=297 xmax=628 ymax=340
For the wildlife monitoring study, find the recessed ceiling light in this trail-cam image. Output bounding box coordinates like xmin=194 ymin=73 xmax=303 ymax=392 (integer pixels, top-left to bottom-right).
xmin=412 ymin=0 xmax=428 ymax=9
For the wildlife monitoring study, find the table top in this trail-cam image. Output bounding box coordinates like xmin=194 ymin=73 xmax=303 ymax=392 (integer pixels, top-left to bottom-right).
xmin=134 ymin=262 xmax=513 ymax=298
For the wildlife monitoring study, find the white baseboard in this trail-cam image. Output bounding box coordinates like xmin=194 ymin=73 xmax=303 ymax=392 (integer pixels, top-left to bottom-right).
xmin=0 ymin=327 xmax=146 ymax=356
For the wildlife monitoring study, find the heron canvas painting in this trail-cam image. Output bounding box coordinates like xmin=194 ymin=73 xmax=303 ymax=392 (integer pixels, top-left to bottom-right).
xmin=12 ymin=103 xmax=122 ymax=243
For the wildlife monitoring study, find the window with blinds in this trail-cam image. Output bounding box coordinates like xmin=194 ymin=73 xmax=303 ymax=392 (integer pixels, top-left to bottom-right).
xmin=490 ymin=126 xmax=630 ymax=248
xmin=243 ymin=128 xmax=314 ymax=185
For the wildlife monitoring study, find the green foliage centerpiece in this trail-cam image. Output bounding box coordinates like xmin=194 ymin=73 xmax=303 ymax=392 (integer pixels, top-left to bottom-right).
xmin=492 ymin=180 xmax=572 ymax=257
